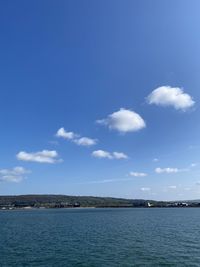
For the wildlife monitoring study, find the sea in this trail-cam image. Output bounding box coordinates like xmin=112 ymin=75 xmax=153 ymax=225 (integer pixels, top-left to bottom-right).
xmin=0 ymin=208 xmax=200 ymax=266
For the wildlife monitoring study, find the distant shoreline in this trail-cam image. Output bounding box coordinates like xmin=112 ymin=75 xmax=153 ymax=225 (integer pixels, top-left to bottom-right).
xmin=0 ymin=194 xmax=200 ymax=210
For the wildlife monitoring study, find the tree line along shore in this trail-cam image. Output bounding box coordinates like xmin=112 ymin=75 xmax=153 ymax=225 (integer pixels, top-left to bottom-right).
xmin=0 ymin=195 xmax=200 ymax=210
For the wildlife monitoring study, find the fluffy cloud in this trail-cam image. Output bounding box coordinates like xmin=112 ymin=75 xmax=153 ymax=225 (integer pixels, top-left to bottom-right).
xmin=56 ymin=127 xmax=77 ymax=140
xmin=147 ymin=86 xmax=195 ymax=110
xmin=56 ymin=127 xmax=97 ymax=147
xmin=17 ymin=150 xmax=61 ymax=164
xmin=97 ymin=108 xmax=146 ymax=133
xmin=73 ymin=137 xmax=97 ymax=146
xmin=155 ymin=167 xmax=179 ymax=174
xmin=112 ymin=152 xmax=128 ymax=159
xmin=0 ymin=167 xmax=30 ymax=183
xmin=92 ymin=150 xmax=112 ymax=159
xmin=92 ymin=150 xmax=128 ymax=160
xmin=130 ymin=172 xmax=147 ymax=177
xmin=140 ymin=187 xmax=151 ymax=192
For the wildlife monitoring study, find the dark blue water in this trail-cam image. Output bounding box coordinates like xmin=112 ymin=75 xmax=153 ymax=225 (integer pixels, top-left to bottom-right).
xmin=1 ymin=208 xmax=200 ymax=266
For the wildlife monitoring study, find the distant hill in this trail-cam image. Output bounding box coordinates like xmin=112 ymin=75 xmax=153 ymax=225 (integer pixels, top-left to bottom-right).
xmin=0 ymin=194 xmax=156 ymax=208
xmin=0 ymin=195 xmax=199 ymax=209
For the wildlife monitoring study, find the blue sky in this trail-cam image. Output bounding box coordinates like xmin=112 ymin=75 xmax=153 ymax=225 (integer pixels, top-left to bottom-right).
xmin=0 ymin=0 xmax=200 ymax=200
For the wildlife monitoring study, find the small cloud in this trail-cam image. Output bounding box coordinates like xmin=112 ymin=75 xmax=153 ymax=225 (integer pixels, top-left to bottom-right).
xmin=130 ymin=172 xmax=147 ymax=177
xmin=147 ymin=86 xmax=195 ymax=111
xmin=56 ymin=127 xmax=96 ymax=146
xmin=82 ymin=177 xmax=134 ymax=184
xmin=96 ymin=108 xmax=146 ymax=133
xmin=92 ymin=150 xmax=128 ymax=160
xmin=196 ymin=182 xmax=200 ymax=186
xmin=112 ymin=152 xmax=128 ymax=159
xmin=56 ymin=127 xmax=77 ymax=140
xmin=155 ymin=167 xmax=178 ymax=174
xmin=92 ymin=150 xmax=112 ymax=159
xmin=153 ymin=158 xmax=159 ymax=162
xmin=92 ymin=150 xmax=128 ymax=159
xmin=74 ymin=137 xmax=97 ymax=146
xmin=140 ymin=187 xmax=151 ymax=192
xmin=0 ymin=167 xmax=30 ymax=183
xmin=17 ymin=150 xmax=61 ymax=164
xmin=155 ymin=167 xmax=183 ymax=174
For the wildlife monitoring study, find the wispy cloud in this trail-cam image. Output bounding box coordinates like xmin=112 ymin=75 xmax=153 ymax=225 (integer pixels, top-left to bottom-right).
xmin=80 ymin=177 xmax=134 ymax=184
xmin=48 ymin=140 xmax=59 ymax=146
xmin=147 ymin=86 xmax=195 ymax=111
xmin=17 ymin=150 xmax=61 ymax=164
xmin=56 ymin=127 xmax=97 ymax=147
xmin=155 ymin=167 xmax=187 ymax=174
xmin=130 ymin=172 xmax=147 ymax=177
xmin=0 ymin=167 xmax=30 ymax=183
xmin=96 ymin=108 xmax=146 ymax=133
xmin=92 ymin=150 xmax=128 ymax=160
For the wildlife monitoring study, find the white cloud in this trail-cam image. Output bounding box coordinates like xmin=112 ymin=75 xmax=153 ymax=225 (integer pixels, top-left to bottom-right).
xmin=56 ymin=127 xmax=97 ymax=146
xmin=0 ymin=167 xmax=30 ymax=183
xmin=112 ymin=152 xmax=128 ymax=159
xmin=153 ymin=158 xmax=159 ymax=162
xmin=92 ymin=150 xmax=112 ymax=159
xmin=130 ymin=172 xmax=147 ymax=177
xmin=56 ymin=127 xmax=77 ymax=140
xmin=147 ymin=86 xmax=195 ymax=111
xmin=17 ymin=150 xmax=61 ymax=164
xmin=140 ymin=187 xmax=151 ymax=192
xmin=92 ymin=150 xmax=128 ymax=160
xmin=97 ymin=108 xmax=146 ymax=133
xmin=155 ymin=167 xmax=180 ymax=174
xmin=82 ymin=177 xmax=134 ymax=184
xmin=74 ymin=137 xmax=97 ymax=146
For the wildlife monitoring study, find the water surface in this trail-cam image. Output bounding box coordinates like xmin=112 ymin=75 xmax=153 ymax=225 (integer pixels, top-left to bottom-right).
xmin=1 ymin=208 xmax=200 ymax=266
